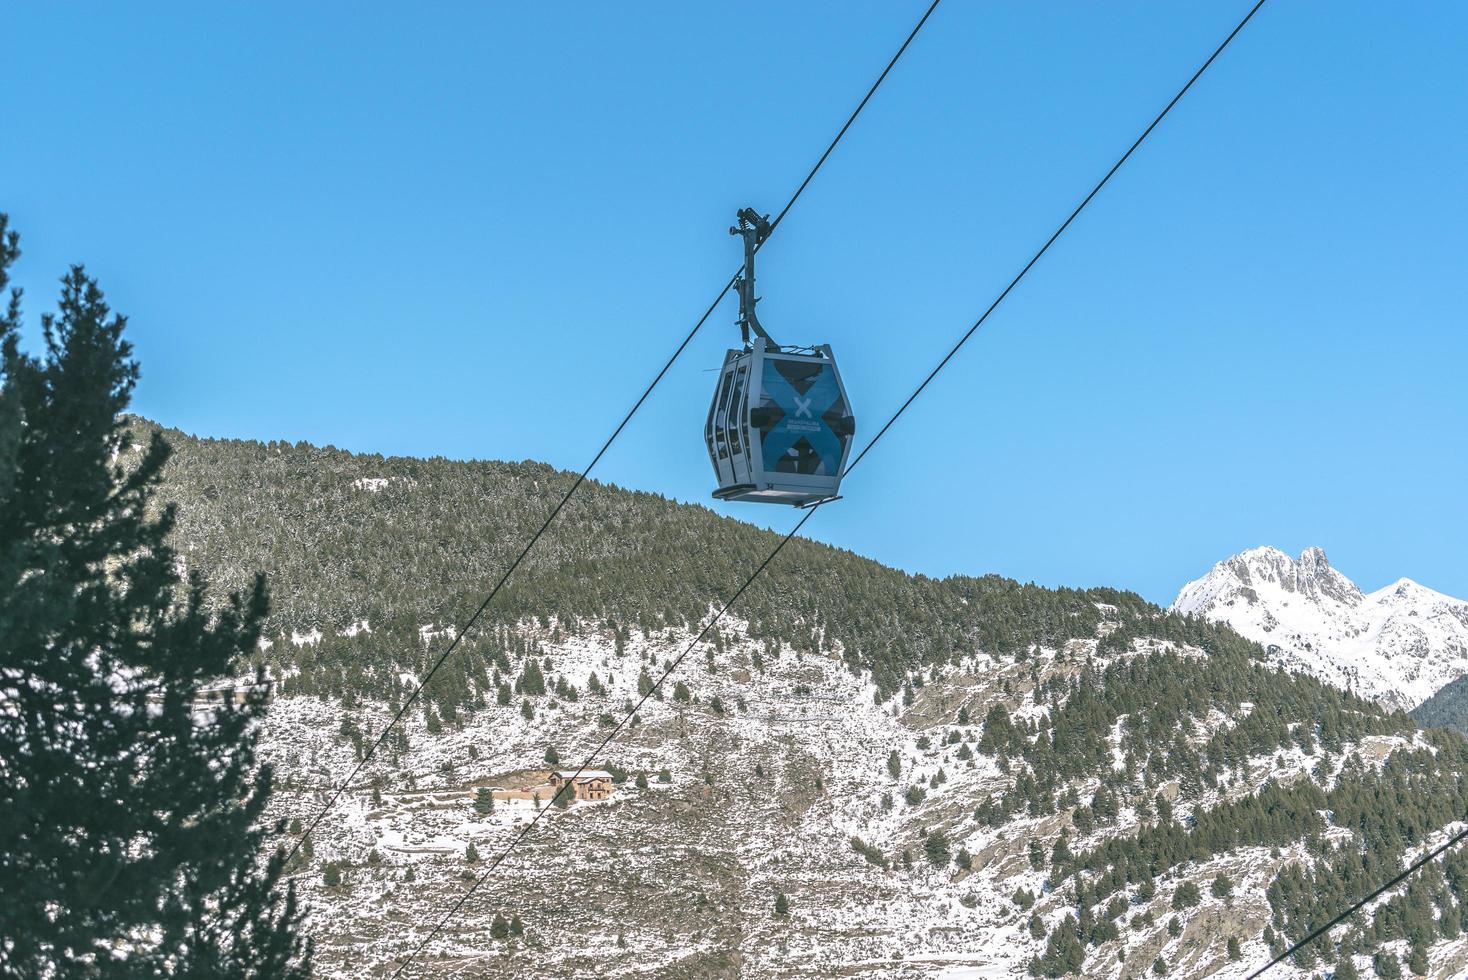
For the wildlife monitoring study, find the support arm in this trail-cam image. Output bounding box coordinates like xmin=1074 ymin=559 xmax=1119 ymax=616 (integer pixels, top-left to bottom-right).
xmin=730 ymin=207 xmax=776 ymax=348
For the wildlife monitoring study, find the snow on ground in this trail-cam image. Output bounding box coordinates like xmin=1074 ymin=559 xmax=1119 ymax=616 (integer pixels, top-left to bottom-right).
xmin=256 ymin=616 xmax=1468 ymax=978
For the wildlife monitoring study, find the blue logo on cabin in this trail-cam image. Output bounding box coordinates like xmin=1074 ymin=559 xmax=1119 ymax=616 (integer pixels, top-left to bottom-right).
xmin=758 ymin=364 xmax=844 ymax=476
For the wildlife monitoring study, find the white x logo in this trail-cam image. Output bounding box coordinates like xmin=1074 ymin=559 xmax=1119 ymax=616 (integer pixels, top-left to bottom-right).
xmin=793 ymin=395 xmax=813 ymax=418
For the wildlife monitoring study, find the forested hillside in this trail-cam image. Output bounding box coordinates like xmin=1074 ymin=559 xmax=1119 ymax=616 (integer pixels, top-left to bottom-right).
xmin=142 ymin=417 xmax=1140 ymax=696
xmin=140 ymin=419 xmax=1468 ymax=978
xmin=1413 ymin=677 xmax=1468 ymax=737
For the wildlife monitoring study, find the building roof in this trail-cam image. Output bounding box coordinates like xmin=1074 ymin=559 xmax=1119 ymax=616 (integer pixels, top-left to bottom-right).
xmin=551 ymin=769 xmax=613 ymax=781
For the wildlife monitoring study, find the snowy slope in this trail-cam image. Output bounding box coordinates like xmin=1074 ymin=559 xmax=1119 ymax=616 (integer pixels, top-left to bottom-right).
xmin=1172 ymin=546 xmax=1468 ymax=711
xmin=263 ymin=614 xmax=1468 ymax=979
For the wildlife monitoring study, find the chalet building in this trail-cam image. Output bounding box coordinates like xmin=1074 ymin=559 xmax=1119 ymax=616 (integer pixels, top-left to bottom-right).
xmin=547 ymin=769 xmax=614 ymax=801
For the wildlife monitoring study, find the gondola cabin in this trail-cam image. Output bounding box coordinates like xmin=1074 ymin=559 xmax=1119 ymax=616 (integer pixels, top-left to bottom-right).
xmin=705 ymin=336 xmax=855 ymax=506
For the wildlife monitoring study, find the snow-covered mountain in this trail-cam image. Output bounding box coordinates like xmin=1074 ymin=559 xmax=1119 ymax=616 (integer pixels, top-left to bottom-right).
xmin=147 ymin=427 xmax=1468 ymax=979
xmin=1172 ymin=546 xmax=1468 ymax=711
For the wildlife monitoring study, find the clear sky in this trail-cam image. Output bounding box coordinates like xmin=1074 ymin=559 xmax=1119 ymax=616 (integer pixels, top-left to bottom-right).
xmin=4 ymin=2 xmax=1465 ymax=605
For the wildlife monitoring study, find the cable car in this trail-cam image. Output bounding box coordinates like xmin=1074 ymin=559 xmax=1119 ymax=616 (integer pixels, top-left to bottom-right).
xmin=705 ymin=209 xmax=855 ymax=507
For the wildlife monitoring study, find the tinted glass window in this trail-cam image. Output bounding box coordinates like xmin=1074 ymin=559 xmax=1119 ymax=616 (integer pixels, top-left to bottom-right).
xmin=726 ymin=365 xmax=748 ymax=459
xmin=711 ymin=369 xmax=734 ymax=460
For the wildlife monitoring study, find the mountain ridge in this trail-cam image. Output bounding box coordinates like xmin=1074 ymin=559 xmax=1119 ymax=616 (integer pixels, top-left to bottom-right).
xmin=1172 ymin=546 xmax=1468 ymax=712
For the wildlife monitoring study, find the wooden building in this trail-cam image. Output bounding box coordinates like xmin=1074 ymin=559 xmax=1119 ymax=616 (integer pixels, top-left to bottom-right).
xmin=547 ymin=769 xmax=614 ymax=801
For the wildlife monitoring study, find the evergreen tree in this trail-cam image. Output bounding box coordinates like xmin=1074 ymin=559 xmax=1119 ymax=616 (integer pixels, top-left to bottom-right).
xmin=0 ymin=219 xmax=308 ymax=976
xmin=924 ymin=829 xmax=951 ymax=867
xmin=490 ymin=913 xmax=509 ymax=939
xmin=1373 ymin=950 xmax=1402 ymax=979
xmin=509 ymin=914 xmax=524 ymax=936
xmin=1173 ymin=881 xmax=1201 ymax=909
xmin=466 ymin=842 xmax=480 ymax=863
xmin=553 ymin=782 xmax=574 ymax=808
xmin=774 ymin=892 xmax=790 ymax=917
xmin=519 ymin=658 xmax=546 ymax=695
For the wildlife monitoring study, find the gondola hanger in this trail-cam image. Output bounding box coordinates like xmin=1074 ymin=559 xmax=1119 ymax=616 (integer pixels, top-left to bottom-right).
xmin=705 ymin=208 xmax=856 ymax=507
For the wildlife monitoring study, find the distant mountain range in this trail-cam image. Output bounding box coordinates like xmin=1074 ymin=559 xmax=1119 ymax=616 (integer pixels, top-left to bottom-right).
xmin=1171 ymin=546 xmax=1468 ymax=713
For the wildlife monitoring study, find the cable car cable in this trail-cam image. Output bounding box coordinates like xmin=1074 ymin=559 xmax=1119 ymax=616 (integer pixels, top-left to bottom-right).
xmin=845 ymin=0 xmax=1268 ymax=481
xmin=388 ymin=3 xmax=1267 ymax=971
xmin=281 ymin=0 xmax=943 ymax=872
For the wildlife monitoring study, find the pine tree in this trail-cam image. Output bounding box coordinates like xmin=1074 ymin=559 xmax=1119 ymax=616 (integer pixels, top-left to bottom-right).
xmin=774 ymin=893 xmax=790 ymax=916
xmin=490 ymin=913 xmax=509 ymax=939
xmin=924 ymin=829 xmax=951 ymax=867
xmin=1373 ymin=950 xmax=1402 ymax=980
xmin=466 ymin=842 xmax=481 ymax=863
xmin=0 ymin=219 xmax=308 ymax=976
xmin=474 ymin=787 xmax=496 ymax=814
xmin=509 ymin=914 xmax=524 ymax=936
xmin=519 ymin=658 xmax=546 ymax=696
xmin=1173 ymin=880 xmax=1201 ymax=909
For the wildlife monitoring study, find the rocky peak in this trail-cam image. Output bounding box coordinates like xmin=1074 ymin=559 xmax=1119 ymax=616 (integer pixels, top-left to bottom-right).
xmin=1295 ymin=546 xmax=1364 ymax=606
xmin=1173 ymin=546 xmax=1468 ymax=712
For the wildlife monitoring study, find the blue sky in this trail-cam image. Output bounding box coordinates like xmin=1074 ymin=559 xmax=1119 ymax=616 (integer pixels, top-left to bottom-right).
xmin=4 ymin=2 xmax=1465 ymax=605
